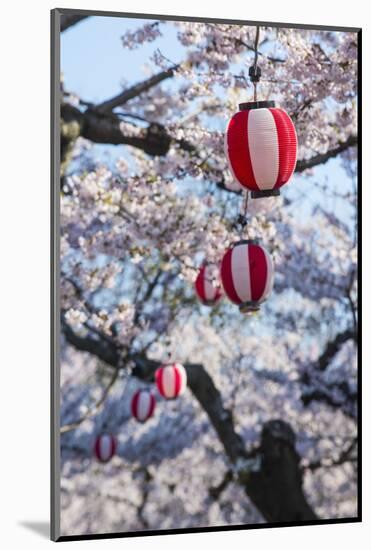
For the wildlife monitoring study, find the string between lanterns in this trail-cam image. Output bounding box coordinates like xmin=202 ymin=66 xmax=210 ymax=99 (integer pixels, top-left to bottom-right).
xmin=235 ymin=190 xmax=249 ymax=239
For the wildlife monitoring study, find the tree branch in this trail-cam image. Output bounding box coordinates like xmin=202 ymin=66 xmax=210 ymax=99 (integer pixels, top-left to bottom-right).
xmin=61 ymin=83 xmax=357 ymax=180
xmin=295 ymin=136 xmax=357 ymax=173
xmin=300 ymin=328 xmax=357 ymax=418
xmin=236 ymin=38 xmax=286 ymax=63
xmin=129 ymin=354 xmax=248 ymax=463
xmin=301 ymin=384 xmax=357 ymax=418
xmin=60 ymin=366 xmax=119 ymax=434
xmin=317 ymin=329 xmax=355 ymax=371
xmin=304 ymin=438 xmax=357 ymax=472
xmin=61 ymin=103 xmax=172 ymax=158
xmin=209 ymin=470 xmax=234 ymax=500
xmin=96 ymin=66 xmax=179 ymax=112
xmin=62 ymin=321 xmax=317 ymax=521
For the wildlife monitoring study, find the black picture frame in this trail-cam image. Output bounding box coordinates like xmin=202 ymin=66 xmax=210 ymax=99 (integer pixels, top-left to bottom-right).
xmin=51 ymin=8 xmax=362 ymax=542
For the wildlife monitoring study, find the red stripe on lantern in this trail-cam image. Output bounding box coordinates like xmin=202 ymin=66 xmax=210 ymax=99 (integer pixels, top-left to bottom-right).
xmin=248 ymin=244 xmax=268 ymax=302
xmin=94 ymin=437 xmax=100 ymax=460
xmin=269 ymin=108 xmax=297 ymax=189
xmin=130 ymin=390 xmax=140 ymax=418
xmin=226 ymin=111 xmax=260 ymax=191
xmin=155 ymin=368 xmax=165 ymax=398
xmin=220 ymin=247 xmax=242 ymax=305
xmin=195 ymin=266 xmax=207 ymax=302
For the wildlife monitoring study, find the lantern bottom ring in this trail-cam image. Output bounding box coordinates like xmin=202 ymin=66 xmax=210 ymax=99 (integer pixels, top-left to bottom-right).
xmin=251 ymin=189 xmax=281 ymax=199
xmin=239 ymin=301 xmax=261 ymax=314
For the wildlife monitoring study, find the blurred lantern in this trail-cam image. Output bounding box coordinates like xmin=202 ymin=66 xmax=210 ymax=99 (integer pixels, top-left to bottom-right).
xmin=194 ymin=264 xmax=223 ymax=306
xmin=155 ymin=363 xmax=187 ymax=399
xmin=94 ymin=433 xmax=117 ymax=463
xmin=131 ymin=389 xmax=156 ymax=423
xmin=224 ymin=101 xmax=297 ymax=198
xmin=220 ymin=239 xmax=274 ymax=313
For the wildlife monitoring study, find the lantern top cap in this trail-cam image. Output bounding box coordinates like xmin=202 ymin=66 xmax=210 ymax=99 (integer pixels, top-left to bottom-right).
xmin=231 ymin=239 xmax=260 ymax=247
xmin=238 ymin=100 xmax=276 ymax=111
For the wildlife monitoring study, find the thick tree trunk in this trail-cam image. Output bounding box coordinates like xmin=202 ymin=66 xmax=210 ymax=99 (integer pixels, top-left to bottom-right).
xmin=242 ymin=420 xmax=317 ymax=522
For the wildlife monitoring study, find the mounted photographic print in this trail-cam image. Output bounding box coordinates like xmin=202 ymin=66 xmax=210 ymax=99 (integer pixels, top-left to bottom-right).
xmin=51 ymin=8 xmax=361 ymax=542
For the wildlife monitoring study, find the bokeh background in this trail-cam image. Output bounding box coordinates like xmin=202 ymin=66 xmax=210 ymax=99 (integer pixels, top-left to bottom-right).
xmin=59 ymin=14 xmax=358 ymax=537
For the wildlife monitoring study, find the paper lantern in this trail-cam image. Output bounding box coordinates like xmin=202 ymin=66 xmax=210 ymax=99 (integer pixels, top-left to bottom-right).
xmin=220 ymin=239 xmax=274 ymax=312
xmin=131 ymin=389 xmax=156 ymax=423
xmin=94 ymin=433 xmax=117 ymax=463
xmin=224 ymin=101 xmax=297 ymax=198
xmin=195 ymin=264 xmax=223 ymax=306
xmin=155 ymin=363 xmax=187 ymax=399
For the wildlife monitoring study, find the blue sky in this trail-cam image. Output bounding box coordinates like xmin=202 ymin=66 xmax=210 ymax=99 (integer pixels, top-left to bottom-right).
xmin=61 ymin=16 xmax=181 ymax=103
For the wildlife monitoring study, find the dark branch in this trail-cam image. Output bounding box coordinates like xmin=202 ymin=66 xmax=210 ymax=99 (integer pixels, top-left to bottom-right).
xmin=236 ymin=38 xmax=286 ymax=63
xmin=316 ymin=329 xmax=356 ymax=372
xmin=130 ymin=354 xmax=248 ymax=463
xmin=61 ymin=14 xmax=89 ymax=32
xmin=62 ymin=322 xmax=317 ymax=521
xmin=209 ymin=470 xmax=233 ymax=500
xmin=300 ymin=328 xmax=357 ymax=418
xmin=304 ymin=438 xmax=357 ymax=472
xmin=295 ymin=136 xmax=357 ymax=173
xmin=62 ymin=319 xmax=246 ymax=461
xmin=62 ymin=319 xmax=121 ymax=366
xmin=96 ymin=66 xmax=179 ymax=112
xmin=301 ymin=384 xmax=357 ymax=418
xmin=61 ymin=103 xmax=172 ymax=157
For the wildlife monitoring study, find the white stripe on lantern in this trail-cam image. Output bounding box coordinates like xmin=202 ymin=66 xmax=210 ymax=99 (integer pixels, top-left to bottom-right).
xmin=204 ymin=265 xmax=216 ymax=301
xmin=248 ymin=109 xmax=279 ymax=190
xmin=231 ymin=244 xmax=251 ymax=303
xmin=176 ymin=364 xmax=187 ymax=395
xmin=99 ymin=435 xmax=112 ymax=462
xmin=261 ymin=246 xmax=274 ymax=301
xmin=137 ymin=391 xmax=151 ymax=421
xmin=162 ymin=366 xmax=176 ymax=398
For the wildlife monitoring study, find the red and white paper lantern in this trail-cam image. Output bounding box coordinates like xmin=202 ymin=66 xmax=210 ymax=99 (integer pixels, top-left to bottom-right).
xmin=220 ymin=240 xmax=274 ymax=312
xmin=224 ymin=101 xmax=297 ymax=198
xmin=131 ymin=389 xmax=156 ymax=423
xmin=194 ymin=264 xmax=223 ymax=306
xmin=94 ymin=433 xmax=117 ymax=463
xmin=155 ymin=363 xmax=187 ymax=400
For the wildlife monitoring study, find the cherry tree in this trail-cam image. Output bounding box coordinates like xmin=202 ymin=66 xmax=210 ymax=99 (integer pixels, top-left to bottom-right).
xmin=58 ymin=14 xmax=358 ymax=536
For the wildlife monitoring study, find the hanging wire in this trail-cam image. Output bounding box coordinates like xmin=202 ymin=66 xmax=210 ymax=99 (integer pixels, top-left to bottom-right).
xmin=249 ymin=25 xmax=261 ymax=102
xmin=253 ymin=26 xmax=260 ymax=72
xmin=242 ymin=190 xmax=249 ymax=218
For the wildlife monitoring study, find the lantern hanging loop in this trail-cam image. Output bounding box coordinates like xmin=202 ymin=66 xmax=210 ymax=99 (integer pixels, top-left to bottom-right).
xmin=249 ymin=25 xmax=261 ymax=101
